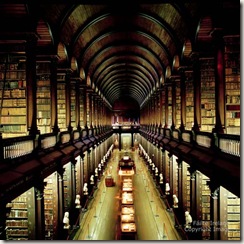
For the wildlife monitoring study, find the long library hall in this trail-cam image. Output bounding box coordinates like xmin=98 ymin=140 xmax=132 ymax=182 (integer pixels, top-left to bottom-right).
xmin=0 ymin=1 xmax=241 ymax=241
xmin=71 ymin=147 xmax=182 ymax=240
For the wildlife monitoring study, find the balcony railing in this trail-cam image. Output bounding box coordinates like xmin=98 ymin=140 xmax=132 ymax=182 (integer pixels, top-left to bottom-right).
xmin=0 ymin=126 xmax=113 ymax=163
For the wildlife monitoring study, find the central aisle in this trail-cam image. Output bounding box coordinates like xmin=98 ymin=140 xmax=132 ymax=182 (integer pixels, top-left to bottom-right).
xmin=73 ymin=148 xmax=181 ymax=240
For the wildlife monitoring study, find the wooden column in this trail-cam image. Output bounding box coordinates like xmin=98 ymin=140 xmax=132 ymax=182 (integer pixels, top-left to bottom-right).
xmin=75 ymin=80 xmax=81 ymax=130
xmin=50 ymin=58 xmax=59 ymax=133
xmin=70 ymin=159 xmax=77 ymax=225
xmin=26 ymin=35 xmax=38 ymax=135
xmin=171 ymin=79 xmax=176 ymax=130
xmin=212 ymin=30 xmax=225 ymax=133
xmin=57 ymin=169 xmax=64 ymax=237
xmin=0 ymin=203 xmax=8 ymax=240
xmin=179 ymin=68 xmax=186 ymax=131
xmin=192 ymin=54 xmax=201 ymax=132
xmin=159 ymin=88 xmax=163 ymax=127
xmin=65 ymin=71 xmax=72 ymax=132
xmin=119 ymin=132 xmax=122 ymax=151
xmin=35 ymin=183 xmax=45 ymax=240
xmin=209 ymin=185 xmax=220 ymax=240
xmin=131 ymin=132 xmax=134 ymax=148
xmin=190 ymin=169 xmax=197 ymax=221
xmin=164 ymin=85 xmax=169 ymax=128
xmin=87 ymin=149 xmax=91 ymax=186
xmin=177 ymin=159 xmax=184 ymax=225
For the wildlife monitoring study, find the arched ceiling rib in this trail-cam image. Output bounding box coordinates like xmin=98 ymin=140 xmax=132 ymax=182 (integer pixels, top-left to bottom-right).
xmin=101 ymin=72 xmax=150 ymax=98
xmin=0 ymin=2 xmax=210 ymax=108
xmin=53 ymin=3 xmax=187 ymax=106
xmin=97 ymin=64 xmax=153 ymax=92
xmin=90 ymin=47 xmax=160 ymax=83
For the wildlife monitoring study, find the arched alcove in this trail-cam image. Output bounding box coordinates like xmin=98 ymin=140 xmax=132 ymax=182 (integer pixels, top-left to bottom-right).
xmin=172 ymin=55 xmax=180 ymax=72
xmin=71 ymin=57 xmax=78 ymax=73
xmin=57 ymin=42 xmax=68 ymax=65
xmin=195 ymin=16 xmax=213 ymax=43
xmin=165 ymin=66 xmax=171 ymax=79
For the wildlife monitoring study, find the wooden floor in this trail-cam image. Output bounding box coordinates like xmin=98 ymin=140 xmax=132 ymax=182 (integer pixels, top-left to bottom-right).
xmin=72 ymin=148 xmax=182 ymax=241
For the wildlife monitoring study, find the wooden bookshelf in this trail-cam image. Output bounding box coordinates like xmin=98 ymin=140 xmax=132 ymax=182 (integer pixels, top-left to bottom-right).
xmin=224 ymin=35 xmax=240 ymax=135
xmin=86 ymin=92 xmax=90 ymax=127
xmin=200 ymin=175 xmax=211 ymax=240
xmin=36 ymin=61 xmax=51 ymax=134
xmin=185 ymin=71 xmax=194 ymax=130
xmin=6 ymin=188 xmax=35 ymax=240
xmin=168 ymin=86 xmax=172 ymax=128
xmin=79 ymin=86 xmax=85 ymax=128
xmin=186 ymin=167 xmax=191 ymax=211
xmin=182 ymin=161 xmax=191 ymax=211
xmin=75 ymin=155 xmax=82 ymax=196
xmin=220 ymin=186 xmax=240 ymax=240
xmin=175 ymin=82 xmax=181 ymax=128
xmin=43 ymin=173 xmax=58 ymax=240
xmin=164 ymin=151 xmax=170 ymax=182
xmin=70 ymin=81 xmax=76 ymax=129
xmin=0 ymin=54 xmax=27 ymax=138
xmin=199 ymin=57 xmax=216 ymax=132
xmin=161 ymin=88 xmax=166 ymax=127
xmin=226 ymin=192 xmax=240 ymax=240
xmin=63 ymin=163 xmax=72 ymax=211
xmin=57 ymin=74 xmax=66 ymax=131
xmin=172 ymin=156 xmax=178 ymax=196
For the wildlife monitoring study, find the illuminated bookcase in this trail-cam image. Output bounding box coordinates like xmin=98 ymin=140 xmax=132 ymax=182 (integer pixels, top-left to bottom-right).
xmin=164 ymin=151 xmax=170 ymax=182
xmin=226 ymin=192 xmax=240 ymax=240
xmin=185 ymin=71 xmax=194 ymax=130
xmin=86 ymin=92 xmax=90 ymax=127
xmin=79 ymin=86 xmax=85 ymax=128
xmin=161 ymin=88 xmax=166 ymax=127
xmin=220 ymin=186 xmax=240 ymax=240
xmin=6 ymin=188 xmax=35 ymax=240
xmin=200 ymin=57 xmax=215 ymax=132
xmin=182 ymin=161 xmax=191 ymax=211
xmin=200 ymin=174 xmax=211 ymax=240
xmin=186 ymin=167 xmax=191 ymax=210
xmin=0 ymin=54 xmax=27 ymax=138
xmin=75 ymin=155 xmax=82 ymax=195
xmin=172 ymin=155 xmax=178 ymax=196
xmin=70 ymin=81 xmax=76 ymax=129
xmin=167 ymin=85 xmax=172 ymax=128
xmin=175 ymin=82 xmax=181 ymax=128
xmin=57 ymin=73 xmax=66 ymax=131
xmin=63 ymin=163 xmax=72 ymax=211
xmin=43 ymin=173 xmax=58 ymax=240
xmin=224 ymin=35 xmax=240 ymax=135
xmin=36 ymin=61 xmax=51 ymax=134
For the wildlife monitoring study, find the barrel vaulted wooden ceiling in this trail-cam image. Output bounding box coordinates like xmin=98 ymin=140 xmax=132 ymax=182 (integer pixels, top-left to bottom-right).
xmin=0 ymin=1 xmax=240 ymax=109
